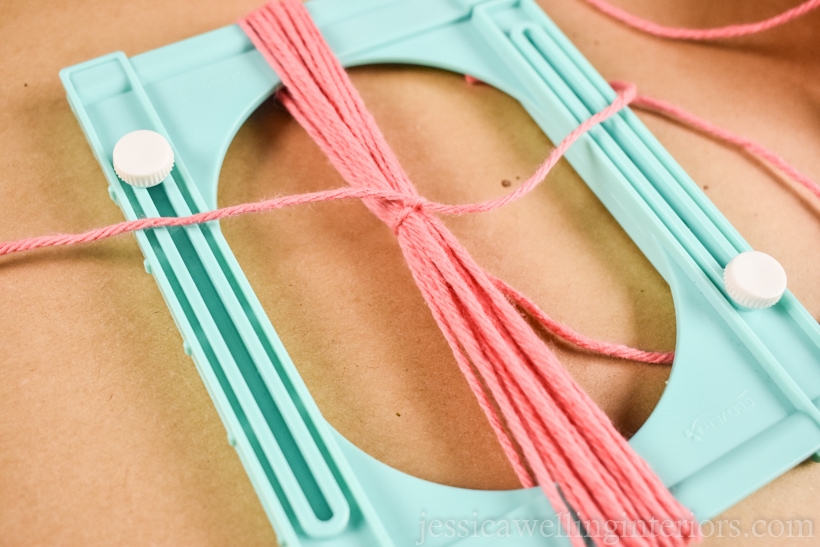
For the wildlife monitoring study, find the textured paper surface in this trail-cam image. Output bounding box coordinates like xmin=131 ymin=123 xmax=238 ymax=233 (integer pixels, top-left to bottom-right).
xmin=1 ymin=0 xmax=819 ymax=545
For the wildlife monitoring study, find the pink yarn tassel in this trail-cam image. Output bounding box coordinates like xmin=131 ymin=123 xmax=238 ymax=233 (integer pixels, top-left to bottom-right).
xmin=240 ymin=1 xmax=697 ymax=545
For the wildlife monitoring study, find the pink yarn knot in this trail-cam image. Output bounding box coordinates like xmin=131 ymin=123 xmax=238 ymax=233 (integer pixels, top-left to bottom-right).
xmin=388 ymin=195 xmax=428 ymax=235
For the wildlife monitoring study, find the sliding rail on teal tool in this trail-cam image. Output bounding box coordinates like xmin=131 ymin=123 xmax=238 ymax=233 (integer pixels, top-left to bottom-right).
xmin=60 ymin=0 xmax=820 ymax=545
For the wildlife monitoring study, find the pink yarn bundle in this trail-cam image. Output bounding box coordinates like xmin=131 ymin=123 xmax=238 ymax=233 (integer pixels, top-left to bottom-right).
xmin=240 ymin=1 xmax=697 ymax=545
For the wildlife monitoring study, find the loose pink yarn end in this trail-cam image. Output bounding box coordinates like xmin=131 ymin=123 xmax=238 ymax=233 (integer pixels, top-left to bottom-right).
xmin=584 ymin=0 xmax=820 ymax=41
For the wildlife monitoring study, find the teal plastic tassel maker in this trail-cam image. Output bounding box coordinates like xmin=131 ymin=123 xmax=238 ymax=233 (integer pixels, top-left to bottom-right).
xmin=59 ymin=0 xmax=820 ymax=545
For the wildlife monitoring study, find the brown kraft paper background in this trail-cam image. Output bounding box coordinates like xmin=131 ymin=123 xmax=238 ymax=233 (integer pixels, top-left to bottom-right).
xmin=1 ymin=0 xmax=819 ymax=545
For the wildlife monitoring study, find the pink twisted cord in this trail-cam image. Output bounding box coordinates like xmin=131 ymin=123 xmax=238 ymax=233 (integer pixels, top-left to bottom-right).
xmin=584 ymin=0 xmax=820 ymax=40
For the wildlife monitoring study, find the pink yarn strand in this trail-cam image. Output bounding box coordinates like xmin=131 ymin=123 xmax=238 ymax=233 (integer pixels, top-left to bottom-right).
xmin=0 ymin=95 xmax=676 ymax=368
xmin=0 ymin=187 xmax=381 ymax=255
xmin=584 ymin=0 xmax=820 ymax=40
xmin=625 ymin=90 xmax=820 ymax=201
xmin=491 ymin=273 xmax=675 ymax=364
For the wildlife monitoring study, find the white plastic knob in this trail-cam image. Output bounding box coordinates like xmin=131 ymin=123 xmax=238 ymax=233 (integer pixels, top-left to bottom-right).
xmin=112 ymin=130 xmax=174 ymax=188
xmin=723 ymin=251 xmax=787 ymax=309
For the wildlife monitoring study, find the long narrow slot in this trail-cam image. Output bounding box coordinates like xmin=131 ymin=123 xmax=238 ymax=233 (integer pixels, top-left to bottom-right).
xmin=147 ymin=184 xmax=334 ymax=522
xmin=118 ymin=180 xmax=335 ymax=523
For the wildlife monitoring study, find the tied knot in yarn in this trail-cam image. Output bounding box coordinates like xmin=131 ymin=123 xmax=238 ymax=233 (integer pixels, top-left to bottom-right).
xmin=387 ymin=194 xmax=428 ymax=235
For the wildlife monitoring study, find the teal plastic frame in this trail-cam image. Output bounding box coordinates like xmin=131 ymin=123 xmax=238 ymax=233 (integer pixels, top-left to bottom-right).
xmin=59 ymin=0 xmax=820 ymax=545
